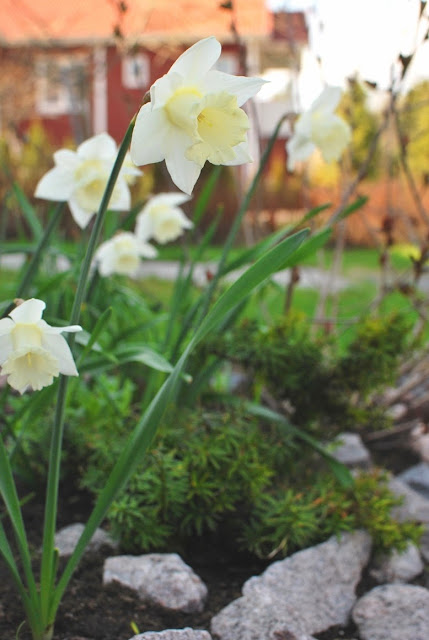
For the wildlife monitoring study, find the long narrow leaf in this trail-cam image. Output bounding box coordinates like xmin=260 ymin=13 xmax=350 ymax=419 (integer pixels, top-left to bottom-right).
xmin=193 ymin=229 xmax=309 ymax=344
xmin=280 ymin=228 xmax=333 ymax=268
xmin=13 ymin=183 xmax=43 ymax=240
xmin=0 ymin=437 xmax=39 ymax=603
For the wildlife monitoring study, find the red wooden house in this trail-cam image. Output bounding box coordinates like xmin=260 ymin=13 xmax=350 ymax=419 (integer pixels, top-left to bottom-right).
xmin=0 ymin=0 xmax=276 ymax=145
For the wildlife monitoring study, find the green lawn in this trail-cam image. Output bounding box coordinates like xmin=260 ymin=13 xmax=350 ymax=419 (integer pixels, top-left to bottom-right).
xmin=1 ymin=244 xmax=422 ymax=351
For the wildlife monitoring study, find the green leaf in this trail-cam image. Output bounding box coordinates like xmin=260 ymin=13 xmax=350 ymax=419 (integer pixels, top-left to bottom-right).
xmin=13 ymin=183 xmax=43 ymax=240
xmin=245 ymin=402 xmax=354 ymax=489
xmin=193 ymin=228 xmax=309 ymax=344
xmin=335 ymin=195 xmax=368 ymax=222
xmin=281 ymin=228 xmax=332 ymax=268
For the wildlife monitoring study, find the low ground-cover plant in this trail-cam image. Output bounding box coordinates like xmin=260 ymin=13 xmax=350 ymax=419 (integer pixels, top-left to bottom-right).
xmin=12 ymin=393 xmax=422 ymax=560
xmin=197 ymin=309 xmax=415 ymax=432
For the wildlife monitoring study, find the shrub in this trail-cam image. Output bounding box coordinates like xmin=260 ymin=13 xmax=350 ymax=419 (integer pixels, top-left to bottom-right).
xmin=198 ymin=310 xmax=414 ymax=432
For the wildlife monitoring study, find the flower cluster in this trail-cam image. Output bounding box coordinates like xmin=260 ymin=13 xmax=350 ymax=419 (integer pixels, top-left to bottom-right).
xmin=0 ymin=299 xmax=81 ymax=394
xmin=286 ymin=86 xmax=351 ymax=171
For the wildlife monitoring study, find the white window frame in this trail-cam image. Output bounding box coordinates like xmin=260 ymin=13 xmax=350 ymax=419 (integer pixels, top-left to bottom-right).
xmin=35 ymin=55 xmax=87 ymax=116
xmin=122 ymin=54 xmax=150 ymax=89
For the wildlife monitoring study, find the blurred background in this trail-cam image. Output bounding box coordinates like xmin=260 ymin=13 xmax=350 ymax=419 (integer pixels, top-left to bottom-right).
xmin=1 ymin=0 xmax=429 ymax=245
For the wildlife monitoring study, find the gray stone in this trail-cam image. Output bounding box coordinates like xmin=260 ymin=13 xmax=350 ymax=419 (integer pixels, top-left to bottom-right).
xmin=330 ymin=432 xmax=372 ymax=468
xmin=389 ymin=477 xmax=429 ymax=523
xmin=370 ymin=543 xmax=424 ymax=583
xmin=54 ymin=523 xmax=117 ymax=557
xmin=103 ymin=553 xmax=207 ymax=613
xmin=398 ymin=463 xmax=429 ymax=499
xmin=386 ymin=403 xmax=408 ymax=421
xmin=211 ymin=531 xmax=372 ymax=640
xmin=418 ymin=525 xmax=429 ymax=562
xmin=411 ymin=431 xmax=429 ymax=462
xmin=129 ymin=630 xmax=212 ymax=640
xmin=352 ymin=584 xmax=429 ymax=640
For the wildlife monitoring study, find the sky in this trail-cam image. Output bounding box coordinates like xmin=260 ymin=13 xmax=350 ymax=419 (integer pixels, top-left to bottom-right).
xmin=266 ymin=0 xmax=429 ymax=106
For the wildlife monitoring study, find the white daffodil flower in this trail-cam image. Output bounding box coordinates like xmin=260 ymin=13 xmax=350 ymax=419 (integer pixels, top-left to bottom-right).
xmin=35 ymin=133 xmax=141 ymax=229
xmin=0 ymin=299 xmax=82 ymax=394
xmin=135 ymin=192 xmax=193 ymax=245
xmin=95 ymin=231 xmax=157 ymax=277
xmin=286 ymin=86 xmax=352 ymax=171
xmin=130 ymin=37 xmax=266 ymax=195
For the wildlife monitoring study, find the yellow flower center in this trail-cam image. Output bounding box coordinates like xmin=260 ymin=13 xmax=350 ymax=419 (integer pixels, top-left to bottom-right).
xmin=73 ymin=158 xmax=120 ymax=213
xmin=113 ymin=237 xmax=140 ymax=274
xmin=186 ymin=92 xmax=249 ymax=167
xmin=165 ymin=86 xmax=203 ymax=137
xmin=11 ymin=323 xmax=43 ymax=351
xmin=2 ymin=346 xmax=59 ymax=393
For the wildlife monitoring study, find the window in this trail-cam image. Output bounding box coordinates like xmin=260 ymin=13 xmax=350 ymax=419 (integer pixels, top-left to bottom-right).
xmin=35 ymin=56 xmax=87 ymax=116
xmin=122 ymin=54 xmax=150 ymax=89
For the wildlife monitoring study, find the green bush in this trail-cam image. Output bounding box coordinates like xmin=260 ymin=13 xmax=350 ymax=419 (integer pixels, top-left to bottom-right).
xmin=198 ymin=310 xmax=414 ymax=432
xmin=242 ymin=470 xmax=423 ymax=558
xmin=74 ymin=401 xmax=421 ymax=559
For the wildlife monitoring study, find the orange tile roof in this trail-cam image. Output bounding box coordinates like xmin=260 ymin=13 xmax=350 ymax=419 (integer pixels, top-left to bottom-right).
xmin=1 ymin=0 xmax=271 ymax=44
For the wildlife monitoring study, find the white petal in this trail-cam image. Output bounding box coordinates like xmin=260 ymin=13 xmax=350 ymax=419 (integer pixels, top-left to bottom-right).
xmin=38 ymin=320 xmax=82 ymax=334
xmin=165 ymin=130 xmax=202 ymax=195
xmin=0 ymin=317 xmax=14 ymax=335
xmin=150 ymin=71 xmax=183 ymax=109
xmin=135 ymin=212 xmax=154 ymax=241
xmin=172 ymin=208 xmax=193 ymax=228
xmin=108 ymin=178 xmax=131 ymax=212
xmin=53 ymin=149 xmax=79 ymax=169
xmin=41 ymin=333 xmax=78 ymax=376
xmin=203 ymin=71 xmax=267 ymax=106
xmin=147 ymin=192 xmax=191 ymax=208
xmin=0 ymin=334 xmax=13 ymax=365
xmin=316 ymin=117 xmax=352 ymax=163
xmin=286 ymin=135 xmax=315 ymax=170
xmin=221 ymin=141 xmax=253 ymax=166
xmin=9 ymin=299 xmax=46 ymax=324
xmin=130 ymin=104 xmax=171 ymax=166
xmin=68 ymin=198 xmax=95 ymax=229
xmin=169 ymin=37 xmax=221 ymax=82
xmin=311 ymin=86 xmax=342 ymax=113
xmin=294 ymin=111 xmax=313 ymax=138
xmin=77 ymin=133 xmax=117 ymax=160
xmin=35 ymin=166 xmax=75 ymax=201
xmin=138 ymin=241 xmax=158 ymax=258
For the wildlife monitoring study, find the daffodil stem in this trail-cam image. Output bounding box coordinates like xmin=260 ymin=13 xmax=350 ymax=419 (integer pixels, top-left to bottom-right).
xmin=39 ymin=117 xmax=136 ymax=628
